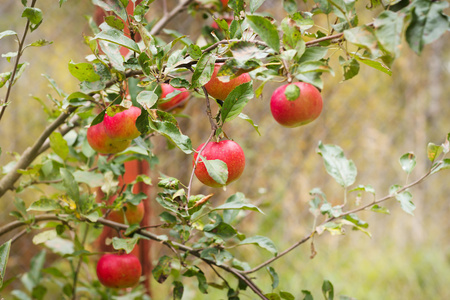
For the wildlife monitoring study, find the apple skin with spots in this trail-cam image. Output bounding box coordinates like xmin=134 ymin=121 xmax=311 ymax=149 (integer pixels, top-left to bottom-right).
xmin=204 ymin=63 xmax=251 ymax=101
xmin=96 ymin=253 xmax=142 ymax=288
xmin=270 ymin=82 xmax=323 ymax=128
xmin=87 ymin=122 xmax=131 ymax=154
xmin=193 ymin=140 xmax=245 ymax=188
xmin=103 ymin=106 xmax=142 ymax=141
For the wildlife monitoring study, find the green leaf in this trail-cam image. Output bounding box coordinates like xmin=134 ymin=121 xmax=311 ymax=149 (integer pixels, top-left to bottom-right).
xmin=395 ymin=190 xmax=415 ymax=216
xmin=250 ymin=0 xmax=266 ymax=13
xmin=191 ymin=53 xmax=216 ymax=89
xmin=204 ymin=222 xmax=237 ymax=239
xmin=200 ymin=248 xmax=233 ymax=265
xmin=238 ymin=113 xmax=261 ymax=136
xmin=29 ymin=250 xmax=46 ymax=287
xmin=201 ymin=156 xmax=229 ymax=186
xmin=302 ymin=290 xmax=314 ymax=300
xmin=0 ymin=30 xmax=17 ymax=40
xmin=399 ymin=152 xmax=416 ymax=174
xmin=239 ymin=235 xmax=278 ymax=255
xmin=246 ymin=15 xmax=280 ymax=51
xmin=136 ymin=90 xmax=158 ymax=109
xmin=173 ymin=281 xmax=184 ymax=300
xmin=73 ymin=171 xmax=104 ymax=188
xmin=344 ymin=25 xmax=381 ymax=57
xmin=267 ymin=267 xmax=279 ymax=289
xmin=322 ymin=280 xmax=334 ymax=300
xmin=405 ymin=0 xmax=449 ymax=55
xmin=26 ymin=39 xmax=53 ymax=48
xmin=229 ymin=0 xmax=245 ymax=14
xmin=0 ymin=72 xmax=11 ymax=88
xmin=314 ymin=0 xmax=332 ymax=14
xmin=68 ymin=61 xmax=101 ymax=82
xmin=32 ymin=230 xmax=57 ymax=245
xmin=354 ymin=55 xmax=392 ymax=75
xmin=316 ymin=141 xmax=357 ymax=188
xmin=60 ymin=168 xmax=80 ymax=203
xmin=0 ymin=240 xmax=11 ymax=289
xmin=112 ymin=236 xmax=139 ymax=254
xmin=28 ymin=198 xmax=62 ymax=212
xmin=427 ymin=142 xmax=443 ymax=162
xmin=213 ymin=201 xmax=264 ymax=214
xmin=265 ymin=293 xmax=281 ymax=300
xmin=284 ymin=84 xmax=300 ymax=101
xmin=371 ymin=204 xmax=390 ymax=214
xmin=183 ymin=267 xmax=208 ymax=294
xmin=92 ymin=0 xmax=127 ymax=20
xmin=283 ymin=0 xmax=298 ymax=14
xmin=49 ymin=132 xmax=69 ymax=160
xmin=431 ymin=159 xmax=450 ymax=174
xmin=339 ymin=56 xmax=360 ymax=81
xmin=22 ymin=7 xmax=43 ymax=31
xmin=187 ymin=44 xmax=202 ymax=60
xmin=105 ymin=15 xmax=125 ymax=31
xmin=374 ymin=10 xmax=405 ymax=57
xmin=152 ymin=255 xmax=172 ymax=283
xmin=221 ymin=82 xmax=254 ymax=123
xmin=149 ymin=115 xmax=193 ymax=154
xmin=94 ymin=27 xmax=140 ymax=53
xmin=280 ymin=291 xmax=295 ymax=300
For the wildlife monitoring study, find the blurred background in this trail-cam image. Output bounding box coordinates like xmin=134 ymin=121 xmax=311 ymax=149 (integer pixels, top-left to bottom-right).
xmin=0 ymin=0 xmax=449 ymax=299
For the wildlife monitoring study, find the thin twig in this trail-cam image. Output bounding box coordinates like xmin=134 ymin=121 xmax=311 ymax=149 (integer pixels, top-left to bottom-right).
xmin=150 ymin=0 xmax=194 ymax=36
xmin=187 ymin=130 xmax=215 ymax=199
xmin=241 ymin=167 xmax=435 ymax=274
xmin=72 ymin=225 xmax=90 ymax=300
xmin=0 ymin=0 xmax=38 ymax=122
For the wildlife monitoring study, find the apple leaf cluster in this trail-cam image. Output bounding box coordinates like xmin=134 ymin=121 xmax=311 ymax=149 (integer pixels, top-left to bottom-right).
xmin=0 ymin=0 xmax=449 ymax=299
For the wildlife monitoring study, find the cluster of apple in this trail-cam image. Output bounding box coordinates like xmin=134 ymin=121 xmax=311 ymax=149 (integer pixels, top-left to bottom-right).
xmin=87 ymin=84 xmax=190 ymax=155
xmin=194 ymin=63 xmax=323 ymax=188
xmin=93 ymin=62 xmax=323 ymax=289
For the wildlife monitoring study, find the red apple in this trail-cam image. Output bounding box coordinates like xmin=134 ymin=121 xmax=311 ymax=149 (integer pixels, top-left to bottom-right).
xmin=220 ymin=0 xmax=229 ymax=8
xmin=103 ymin=106 xmax=141 ymax=140
xmin=158 ymin=83 xmax=190 ymax=111
xmin=193 ymin=140 xmax=245 ymax=188
xmin=204 ymin=63 xmax=251 ymax=101
xmin=108 ymin=201 xmax=145 ymax=225
xmin=87 ymin=122 xmax=131 ymax=154
xmin=96 ymin=253 xmax=142 ymax=288
xmin=270 ymin=82 xmax=323 ymax=127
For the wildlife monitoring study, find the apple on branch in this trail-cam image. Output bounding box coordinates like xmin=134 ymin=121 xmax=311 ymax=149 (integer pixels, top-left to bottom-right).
xmin=158 ymin=83 xmax=190 ymax=112
xmin=193 ymin=140 xmax=245 ymax=188
xmin=204 ymin=63 xmax=251 ymax=101
xmin=270 ymin=82 xmax=323 ymax=127
xmin=96 ymin=253 xmax=142 ymax=288
xmin=108 ymin=201 xmax=145 ymax=225
xmin=87 ymin=121 xmax=131 ymax=154
xmin=103 ymin=105 xmax=142 ymax=140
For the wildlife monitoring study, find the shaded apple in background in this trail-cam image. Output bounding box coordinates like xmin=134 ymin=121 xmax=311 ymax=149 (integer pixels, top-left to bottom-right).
xmin=96 ymin=253 xmax=142 ymax=288
xmin=103 ymin=106 xmax=142 ymax=140
xmin=204 ymin=63 xmax=251 ymax=101
xmin=108 ymin=201 xmax=145 ymax=225
xmin=270 ymin=82 xmax=323 ymax=127
xmin=87 ymin=122 xmax=131 ymax=154
xmin=193 ymin=140 xmax=245 ymax=188
xmin=158 ymin=83 xmax=190 ymax=111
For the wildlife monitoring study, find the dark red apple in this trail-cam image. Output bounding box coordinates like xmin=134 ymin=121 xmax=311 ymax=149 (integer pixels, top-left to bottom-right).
xmin=158 ymin=83 xmax=189 ymax=111
xmin=87 ymin=122 xmax=131 ymax=154
xmin=108 ymin=201 xmax=145 ymax=225
xmin=96 ymin=253 xmax=142 ymax=288
xmin=270 ymin=82 xmax=323 ymax=127
xmin=204 ymin=63 xmax=251 ymax=101
xmin=193 ymin=140 xmax=245 ymax=188
xmin=103 ymin=106 xmax=141 ymax=140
